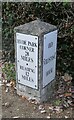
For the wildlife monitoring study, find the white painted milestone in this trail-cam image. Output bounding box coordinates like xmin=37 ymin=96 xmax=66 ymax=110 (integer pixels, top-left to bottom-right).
xmin=43 ymin=30 xmax=57 ymax=87
xmin=16 ymin=33 xmax=38 ymax=89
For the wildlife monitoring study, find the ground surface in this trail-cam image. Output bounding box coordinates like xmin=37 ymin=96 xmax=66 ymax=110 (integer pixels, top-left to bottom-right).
xmin=0 ymin=51 xmax=74 ymax=119
xmin=2 ymin=86 xmax=73 ymax=119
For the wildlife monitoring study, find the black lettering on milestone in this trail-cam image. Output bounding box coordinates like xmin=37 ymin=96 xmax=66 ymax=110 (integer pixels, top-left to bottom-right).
xmin=46 ymin=68 xmax=53 ymax=76
xmin=48 ymin=42 xmax=53 ymax=48
xmin=21 ymin=55 xmax=33 ymax=62
xmin=43 ymin=53 xmax=56 ymax=65
xmin=19 ymin=45 xmax=34 ymax=52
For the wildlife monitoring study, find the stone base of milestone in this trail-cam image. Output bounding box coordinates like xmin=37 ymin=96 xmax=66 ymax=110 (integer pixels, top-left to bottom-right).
xmin=16 ymin=79 xmax=56 ymax=103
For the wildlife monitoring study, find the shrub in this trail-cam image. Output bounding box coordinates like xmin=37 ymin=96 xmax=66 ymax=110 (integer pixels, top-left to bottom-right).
xmin=2 ymin=62 xmax=16 ymax=81
xmin=2 ymin=2 xmax=74 ymax=77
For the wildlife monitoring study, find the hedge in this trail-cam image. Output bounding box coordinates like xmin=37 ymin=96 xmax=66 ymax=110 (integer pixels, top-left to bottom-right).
xmin=2 ymin=2 xmax=74 ymax=77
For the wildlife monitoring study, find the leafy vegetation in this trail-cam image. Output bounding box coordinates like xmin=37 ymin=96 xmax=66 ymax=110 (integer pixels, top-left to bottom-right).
xmin=53 ymin=99 xmax=61 ymax=106
xmin=2 ymin=62 xmax=16 ymax=81
xmin=2 ymin=2 xmax=74 ymax=78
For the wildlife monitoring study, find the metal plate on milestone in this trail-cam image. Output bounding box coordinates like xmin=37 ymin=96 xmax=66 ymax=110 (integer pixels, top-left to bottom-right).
xmin=43 ymin=30 xmax=57 ymax=87
xmin=16 ymin=33 xmax=38 ymax=89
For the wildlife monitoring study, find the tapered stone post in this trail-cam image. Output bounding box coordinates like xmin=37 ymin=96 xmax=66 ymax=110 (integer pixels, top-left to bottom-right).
xmin=14 ymin=19 xmax=57 ymax=102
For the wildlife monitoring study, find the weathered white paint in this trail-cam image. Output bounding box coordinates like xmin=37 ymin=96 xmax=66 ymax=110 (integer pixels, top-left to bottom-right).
xmin=16 ymin=33 xmax=38 ymax=89
xmin=43 ymin=30 xmax=57 ymax=87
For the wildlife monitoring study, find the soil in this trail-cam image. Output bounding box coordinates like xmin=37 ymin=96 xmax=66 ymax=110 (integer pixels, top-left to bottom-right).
xmin=2 ymin=87 xmax=72 ymax=118
xmin=2 ymin=81 xmax=73 ymax=119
